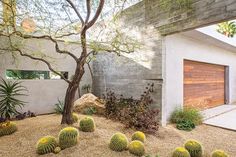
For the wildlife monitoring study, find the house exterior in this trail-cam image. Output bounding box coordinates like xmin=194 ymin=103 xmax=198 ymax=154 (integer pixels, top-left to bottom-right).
xmin=1 ymin=0 xmax=236 ymax=126
xmin=93 ymin=0 xmax=236 ymax=126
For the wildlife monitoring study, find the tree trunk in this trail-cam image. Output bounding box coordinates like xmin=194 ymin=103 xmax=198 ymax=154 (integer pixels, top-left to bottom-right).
xmin=61 ymin=82 xmax=79 ymax=124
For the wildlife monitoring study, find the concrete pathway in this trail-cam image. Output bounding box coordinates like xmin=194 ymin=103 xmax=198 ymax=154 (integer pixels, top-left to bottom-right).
xmin=201 ymin=105 xmax=236 ymax=131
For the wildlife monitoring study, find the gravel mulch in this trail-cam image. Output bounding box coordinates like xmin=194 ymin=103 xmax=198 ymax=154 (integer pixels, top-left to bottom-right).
xmin=0 ymin=114 xmax=235 ymax=157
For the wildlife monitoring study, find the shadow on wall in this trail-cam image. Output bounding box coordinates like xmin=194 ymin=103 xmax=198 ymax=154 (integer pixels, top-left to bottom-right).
xmin=92 ymin=49 xmax=163 ymax=110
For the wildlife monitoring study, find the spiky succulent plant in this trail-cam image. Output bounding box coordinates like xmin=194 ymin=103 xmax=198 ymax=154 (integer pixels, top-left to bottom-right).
xmin=172 ymin=147 xmax=191 ymax=157
xmin=0 ymin=121 xmax=17 ymax=137
xmin=54 ymin=147 xmax=61 ymax=154
xmin=72 ymin=113 xmax=79 ymax=123
xmin=211 ymin=150 xmax=229 ymax=157
xmin=36 ymin=136 xmax=57 ymax=155
xmin=59 ymin=127 xmax=79 ymax=149
xmin=128 ymin=140 xmax=145 ymax=156
xmin=109 ymin=132 xmax=128 ymax=152
xmin=184 ymin=140 xmax=203 ymax=157
xmin=131 ymin=131 xmax=146 ymax=143
xmin=79 ymin=116 xmax=95 ymax=132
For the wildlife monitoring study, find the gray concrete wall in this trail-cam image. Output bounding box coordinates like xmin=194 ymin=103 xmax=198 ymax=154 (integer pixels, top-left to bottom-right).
xmin=164 ymin=32 xmax=236 ymax=124
xmin=0 ymin=38 xmax=92 ymax=115
xmin=145 ymin=0 xmax=236 ymax=35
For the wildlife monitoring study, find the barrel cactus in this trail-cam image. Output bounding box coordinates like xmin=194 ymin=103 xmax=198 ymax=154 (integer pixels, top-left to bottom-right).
xmin=172 ymin=147 xmax=191 ymax=157
xmin=79 ymin=117 xmax=95 ymax=132
xmin=128 ymin=140 xmax=145 ymax=156
xmin=36 ymin=136 xmax=57 ymax=155
xmin=54 ymin=147 xmax=61 ymax=154
xmin=131 ymin=131 xmax=146 ymax=143
xmin=109 ymin=132 xmax=128 ymax=152
xmin=0 ymin=121 xmax=17 ymax=137
xmin=72 ymin=113 xmax=79 ymax=123
xmin=184 ymin=140 xmax=203 ymax=157
xmin=211 ymin=150 xmax=229 ymax=157
xmin=59 ymin=127 xmax=79 ymax=149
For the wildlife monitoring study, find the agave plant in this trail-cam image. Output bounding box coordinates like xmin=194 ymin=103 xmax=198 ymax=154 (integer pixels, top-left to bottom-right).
xmin=217 ymin=21 xmax=236 ymax=38
xmin=0 ymin=78 xmax=28 ymax=119
xmin=54 ymin=99 xmax=64 ymax=114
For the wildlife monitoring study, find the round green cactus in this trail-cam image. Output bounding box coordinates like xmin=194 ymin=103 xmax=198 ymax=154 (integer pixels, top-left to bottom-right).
xmin=36 ymin=136 xmax=57 ymax=155
xmin=54 ymin=147 xmax=61 ymax=154
xmin=131 ymin=131 xmax=146 ymax=143
xmin=172 ymin=147 xmax=191 ymax=157
xmin=0 ymin=121 xmax=17 ymax=137
xmin=184 ymin=140 xmax=203 ymax=157
xmin=128 ymin=140 xmax=145 ymax=157
xmin=109 ymin=132 xmax=128 ymax=152
xmin=79 ymin=117 xmax=95 ymax=132
xmin=211 ymin=150 xmax=229 ymax=157
xmin=59 ymin=127 xmax=79 ymax=149
xmin=72 ymin=113 xmax=79 ymax=123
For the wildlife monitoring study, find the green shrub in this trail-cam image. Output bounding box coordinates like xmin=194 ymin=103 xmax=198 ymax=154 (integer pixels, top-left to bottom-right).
xmin=36 ymin=136 xmax=57 ymax=155
xmin=211 ymin=150 xmax=229 ymax=157
xmin=83 ymin=107 xmax=97 ymax=115
xmin=131 ymin=131 xmax=146 ymax=143
xmin=176 ymin=120 xmax=195 ymax=131
xmin=72 ymin=113 xmax=79 ymax=123
xmin=54 ymin=99 xmax=64 ymax=114
xmin=171 ymin=108 xmax=203 ymax=126
xmin=0 ymin=79 xmax=27 ymax=119
xmin=79 ymin=117 xmax=95 ymax=132
xmin=109 ymin=132 xmax=128 ymax=152
xmin=0 ymin=121 xmax=17 ymax=136
xmin=54 ymin=147 xmax=61 ymax=154
xmin=128 ymin=140 xmax=145 ymax=156
xmin=172 ymin=147 xmax=191 ymax=157
xmin=59 ymin=127 xmax=78 ymax=149
xmin=184 ymin=140 xmax=203 ymax=157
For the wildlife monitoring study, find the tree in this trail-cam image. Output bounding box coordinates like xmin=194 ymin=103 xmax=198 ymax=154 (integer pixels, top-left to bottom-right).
xmin=217 ymin=21 xmax=236 ymax=38
xmin=0 ymin=0 xmax=140 ymax=124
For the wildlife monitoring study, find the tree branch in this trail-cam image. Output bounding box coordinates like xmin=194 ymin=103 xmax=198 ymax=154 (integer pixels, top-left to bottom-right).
xmin=87 ymin=0 xmax=105 ymax=29
xmin=85 ymin=0 xmax=91 ymax=24
xmin=4 ymin=38 xmax=71 ymax=84
xmin=12 ymin=32 xmax=79 ymax=62
xmin=66 ymin=0 xmax=85 ymax=25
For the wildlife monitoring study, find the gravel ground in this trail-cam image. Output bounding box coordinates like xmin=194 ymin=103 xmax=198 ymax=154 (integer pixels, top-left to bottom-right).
xmin=0 ymin=114 xmax=235 ymax=157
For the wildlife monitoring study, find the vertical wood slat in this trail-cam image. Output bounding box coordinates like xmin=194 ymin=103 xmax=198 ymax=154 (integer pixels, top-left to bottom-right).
xmin=184 ymin=60 xmax=226 ymax=110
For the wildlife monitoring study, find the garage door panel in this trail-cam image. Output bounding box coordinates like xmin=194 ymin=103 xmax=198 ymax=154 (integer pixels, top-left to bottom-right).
xmin=184 ymin=60 xmax=225 ymax=110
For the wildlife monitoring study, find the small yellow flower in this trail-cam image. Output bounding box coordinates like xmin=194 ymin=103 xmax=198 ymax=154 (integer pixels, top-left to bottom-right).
xmin=39 ymin=138 xmax=48 ymax=144
xmin=177 ymin=147 xmax=186 ymax=152
xmin=64 ymin=127 xmax=74 ymax=131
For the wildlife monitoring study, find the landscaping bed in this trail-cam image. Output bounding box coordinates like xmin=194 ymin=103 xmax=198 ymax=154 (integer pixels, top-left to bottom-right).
xmin=0 ymin=114 xmax=235 ymax=157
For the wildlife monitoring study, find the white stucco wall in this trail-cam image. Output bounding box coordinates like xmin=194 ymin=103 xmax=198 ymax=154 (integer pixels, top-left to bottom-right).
xmin=0 ymin=38 xmax=92 ymax=115
xmin=163 ymin=32 xmax=236 ymax=125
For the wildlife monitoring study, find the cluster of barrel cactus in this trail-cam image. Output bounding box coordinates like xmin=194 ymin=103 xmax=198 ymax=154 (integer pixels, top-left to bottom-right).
xmin=109 ymin=132 xmax=128 ymax=151
xmin=59 ymin=127 xmax=79 ymax=149
xmin=72 ymin=113 xmax=79 ymax=123
xmin=129 ymin=140 xmax=145 ymax=157
xmin=131 ymin=131 xmax=146 ymax=143
xmin=36 ymin=127 xmax=79 ymax=155
xmin=172 ymin=139 xmax=229 ymax=157
xmin=36 ymin=136 xmax=58 ymax=155
xmin=109 ymin=131 xmax=146 ymax=156
xmin=184 ymin=140 xmax=203 ymax=157
xmin=172 ymin=147 xmax=191 ymax=157
xmin=79 ymin=116 xmax=95 ymax=132
xmin=0 ymin=121 xmax=17 ymax=137
xmin=211 ymin=150 xmax=229 ymax=157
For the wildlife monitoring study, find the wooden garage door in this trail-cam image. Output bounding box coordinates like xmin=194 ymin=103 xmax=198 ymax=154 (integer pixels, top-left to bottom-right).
xmin=184 ymin=60 xmax=226 ymax=110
